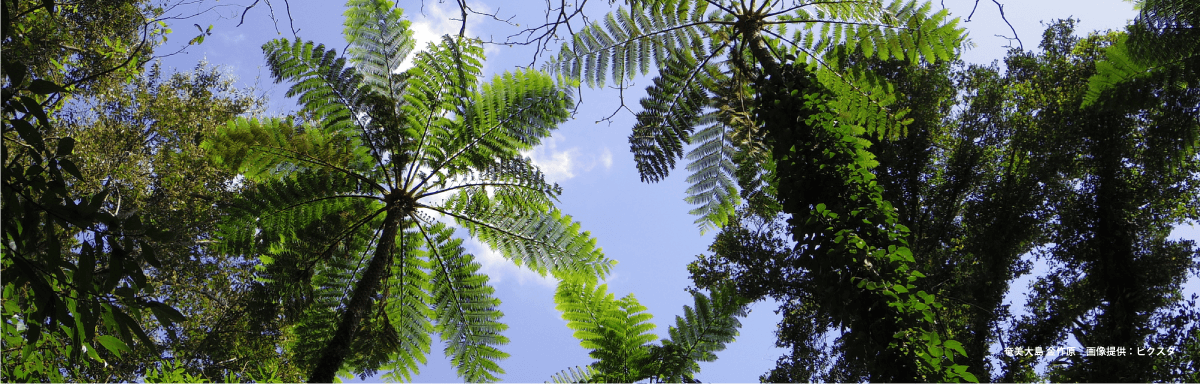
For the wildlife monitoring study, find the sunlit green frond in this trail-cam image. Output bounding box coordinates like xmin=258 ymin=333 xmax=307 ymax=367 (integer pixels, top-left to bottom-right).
xmin=547 ymin=365 xmax=598 ymax=383
xmin=546 ymin=1 xmax=714 ymax=88
xmin=467 ymin=69 xmax=574 ymax=152
xmin=418 ymin=222 xmax=509 ymax=383
xmin=204 ymin=116 xmax=376 ymax=185
xmin=381 ymin=226 xmax=435 ymax=382
xmin=652 ymin=283 xmax=748 ymax=381
xmin=549 ymin=280 xmax=747 ymax=383
xmin=343 ymin=0 xmax=415 ymax=99
xmin=785 ymin=1 xmax=960 ymax=67
xmin=422 ymin=156 xmax=562 ymax=214
xmin=426 ymin=68 xmax=575 ymax=187
xmin=215 ymin=171 xmax=382 ymax=257
xmin=262 ymin=38 xmax=366 ymax=135
xmin=436 ymin=198 xmax=614 ymax=280
xmin=630 ymin=51 xmax=726 ymax=182
xmin=1084 ymin=35 xmax=1148 ymax=106
xmin=204 ymin=117 xmax=383 ymax=259
xmin=554 ymin=279 xmax=618 ymax=352
xmin=554 ymin=278 xmax=658 ymax=382
xmin=400 ymin=36 xmax=484 ymax=186
xmin=682 ymin=73 xmax=761 ymax=231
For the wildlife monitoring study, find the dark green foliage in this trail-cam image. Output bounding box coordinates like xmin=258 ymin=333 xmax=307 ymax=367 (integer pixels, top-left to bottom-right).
xmin=1085 ymin=0 xmax=1199 ymax=105
xmin=1000 ymin=20 xmax=1200 ymax=382
xmin=1 ymin=1 xmax=211 ymax=380
xmin=753 ymin=60 xmax=972 ymax=382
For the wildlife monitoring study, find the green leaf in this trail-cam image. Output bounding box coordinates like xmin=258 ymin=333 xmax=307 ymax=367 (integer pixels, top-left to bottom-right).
xmin=96 ymin=335 xmax=131 ymax=357
xmin=29 ymin=79 xmax=66 ymax=94
xmin=147 ymin=301 xmax=187 ymax=327
xmin=55 ymin=137 xmax=75 ymax=157
xmin=895 ymin=246 xmax=914 ymax=262
xmin=943 ymin=340 xmax=967 ymax=359
xmin=58 ymin=159 xmax=83 ymax=180
xmin=10 ymin=119 xmax=45 ymax=153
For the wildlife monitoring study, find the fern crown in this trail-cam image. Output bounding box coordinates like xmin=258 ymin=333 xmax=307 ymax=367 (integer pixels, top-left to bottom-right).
xmin=203 ymin=0 xmax=614 ymax=381
xmin=546 ymin=0 xmax=964 ymax=231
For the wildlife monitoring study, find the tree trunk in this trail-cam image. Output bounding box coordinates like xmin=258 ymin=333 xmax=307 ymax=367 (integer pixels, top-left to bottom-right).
xmin=308 ymin=206 xmax=402 ymax=383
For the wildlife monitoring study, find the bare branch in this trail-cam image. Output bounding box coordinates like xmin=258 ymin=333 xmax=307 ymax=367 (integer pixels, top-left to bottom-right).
xmin=966 ymin=0 xmax=1022 ymax=50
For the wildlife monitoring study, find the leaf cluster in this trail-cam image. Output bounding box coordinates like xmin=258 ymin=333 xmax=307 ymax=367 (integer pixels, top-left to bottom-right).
xmin=549 ymin=278 xmax=748 ymax=383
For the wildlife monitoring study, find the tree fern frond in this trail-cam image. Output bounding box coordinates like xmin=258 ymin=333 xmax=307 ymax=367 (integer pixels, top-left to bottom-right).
xmin=682 ymin=114 xmax=739 ymax=227
xmin=400 ymin=35 xmax=485 ymax=188
xmin=262 ymin=38 xmax=367 ymax=136
xmin=379 ymin=224 xmax=434 ymax=382
xmin=417 ymin=221 xmax=509 ymax=383
xmin=203 ymin=116 xmax=380 ymax=188
xmin=419 ymin=68 xmax=574 ymax=192
xmin=554 ymin=278 xmax=616 ymax=350
xmin=675 ymin=63 xmax=766 ymax=231
xmin=630 ymin=49 xmax=727 ymax=182
xmin=651 ymin=283 xmax=747 ymax=381
xmin=1126 ymin=0 xmax=1200 ymax=66
xmin=547 ymin=365 xmax=598 ymax=383
xmin=343 ymin=0 xmax=415 ymax=99
xmin=554 ymin=278 xmax=658 ymax=382
xmin=216 ymin=174 xmax=382 ymax=255
xmin=1084 ymin=34 xmax=1153 ymax=107
xmin=786 ymin=1 xmax=959 ymax=67
xmin=421 ymin=156 xmax=562 ymax=213
xmin=545 ymin=1 xmax=715 ymax=88
xmin=431 ymin=199 xmax=614 ymax=280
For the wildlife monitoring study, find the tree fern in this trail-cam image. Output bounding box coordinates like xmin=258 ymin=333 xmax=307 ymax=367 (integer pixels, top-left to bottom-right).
xmin=203 ymin=1 xmax=613 ymax=382
xmin=546 ymin=0 xmax=963 ymax=229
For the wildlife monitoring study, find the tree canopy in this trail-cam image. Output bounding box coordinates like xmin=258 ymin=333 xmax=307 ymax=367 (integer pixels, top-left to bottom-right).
xmin=2 ymin=0 xmax=1197 ymax=382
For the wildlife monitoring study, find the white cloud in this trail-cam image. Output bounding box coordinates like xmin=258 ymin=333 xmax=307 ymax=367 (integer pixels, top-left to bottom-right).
xmin=599 ymin=147 xmax=613 ymax=170
xmin=401 ymin=0 xmax=489 ymax=72
xmin=218 ymin=32 xmax=246 ymax=45
xmin=526 ymin=136 xmax=577 ymax=182
xmin=524 ymin=135 xmax=613 ymax=183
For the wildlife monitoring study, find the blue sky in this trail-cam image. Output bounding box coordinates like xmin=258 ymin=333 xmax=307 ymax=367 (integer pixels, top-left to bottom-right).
xmin=152 ymin=0 xmax=1197 ymax=382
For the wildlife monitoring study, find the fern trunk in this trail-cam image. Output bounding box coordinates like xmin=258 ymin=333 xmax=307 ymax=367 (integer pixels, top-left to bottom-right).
xmin=309 ymin=206 xmax=403 ymax=383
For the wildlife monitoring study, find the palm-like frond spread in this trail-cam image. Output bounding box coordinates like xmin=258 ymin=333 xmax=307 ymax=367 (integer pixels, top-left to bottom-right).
xmin=551 ymin=280 xmax=747 ymax=382
xmin=203 ymin=0 xmax=613 ymax=381
xmin=546 ymin=0 xmax=962 ymax=229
